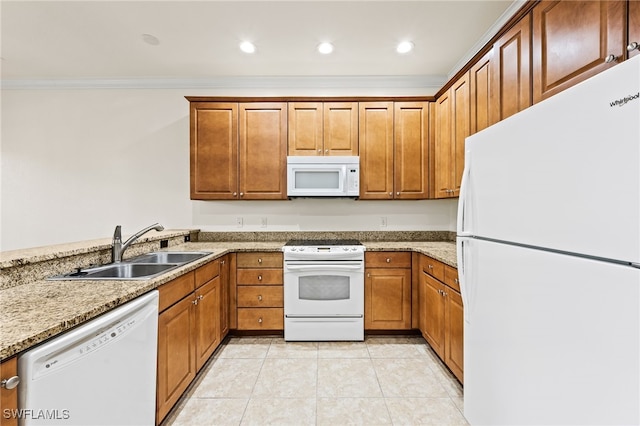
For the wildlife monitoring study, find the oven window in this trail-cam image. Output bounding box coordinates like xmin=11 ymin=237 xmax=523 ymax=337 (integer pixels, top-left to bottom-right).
xmin=299 ymin=276 xmax=350 ymax=300
xmin=295 ymin=171 xmax=340 ymax=189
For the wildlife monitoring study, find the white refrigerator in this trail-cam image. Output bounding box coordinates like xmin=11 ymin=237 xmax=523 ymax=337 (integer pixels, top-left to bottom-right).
xmin=457 ymin=54 xmax=640 ymax=425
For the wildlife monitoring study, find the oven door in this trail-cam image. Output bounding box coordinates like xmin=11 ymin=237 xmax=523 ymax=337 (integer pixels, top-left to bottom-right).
xmin=284 ymin=261 xmax=363 ymax=317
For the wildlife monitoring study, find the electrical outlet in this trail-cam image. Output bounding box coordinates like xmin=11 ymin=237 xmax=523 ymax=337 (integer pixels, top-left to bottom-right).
xmin=236 ymin=217 xmax=243 ymax=228
xmin=381 ymin=217 xmax=388 ymax=227
xmin=260 ymin=217 xmax=268 ymax=228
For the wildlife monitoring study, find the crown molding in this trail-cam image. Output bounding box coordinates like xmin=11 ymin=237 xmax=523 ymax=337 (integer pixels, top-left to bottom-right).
xmin=1 ymin=75 xmax=447 ymax=91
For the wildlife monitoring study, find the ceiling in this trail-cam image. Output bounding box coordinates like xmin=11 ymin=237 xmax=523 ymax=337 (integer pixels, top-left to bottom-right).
xmin=1 ymin=1 xmax=519 ymax=88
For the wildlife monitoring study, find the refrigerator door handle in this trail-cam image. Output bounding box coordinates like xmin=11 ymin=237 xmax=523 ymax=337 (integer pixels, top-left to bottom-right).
xmin=457 ymin=151 xmax=472 ymax=236
xmin=457 ymin=238 xmax=471 ymax=324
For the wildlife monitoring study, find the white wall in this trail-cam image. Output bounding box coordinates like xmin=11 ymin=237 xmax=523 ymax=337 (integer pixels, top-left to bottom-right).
xmin=1 ymin=84 xmax=457 ymax=251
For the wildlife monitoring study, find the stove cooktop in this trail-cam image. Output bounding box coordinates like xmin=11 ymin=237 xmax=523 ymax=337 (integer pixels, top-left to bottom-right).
xmin=284 ymin=239 xmax=362 ymax=247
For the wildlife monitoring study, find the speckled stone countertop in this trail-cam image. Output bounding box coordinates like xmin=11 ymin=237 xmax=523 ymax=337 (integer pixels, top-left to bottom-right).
xmin=0 ymin=239 xmax=455 ymax=361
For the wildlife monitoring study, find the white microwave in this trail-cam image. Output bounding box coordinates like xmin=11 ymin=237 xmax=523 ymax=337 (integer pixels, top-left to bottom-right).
xmin=286 ymin=156 xmax=360 ymax=197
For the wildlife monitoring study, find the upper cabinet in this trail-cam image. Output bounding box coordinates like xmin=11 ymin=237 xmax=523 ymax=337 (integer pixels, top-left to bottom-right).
xmin=629 ymin=0 xmax=640 ymax=58
xmin=532 ymin=0 xmax=626 ymax=103
xmin=490 ymin=13 xmax=532 ymax=122
xmin=432 ymin=72 xmax=470 ymax=199
xmin=469 ymin=50 xmax=494 ymax=135
xmin=239 ymin=103 xmax=288 ymax=200
xmin=359 ymin=102 xmax=429 ymax=200
xmin=288 ymin=102 xmax=358 ymax=156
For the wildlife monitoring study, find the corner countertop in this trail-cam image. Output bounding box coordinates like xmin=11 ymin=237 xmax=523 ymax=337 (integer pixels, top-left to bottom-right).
xmin=0 ymin=240 xmax=455 ymax=361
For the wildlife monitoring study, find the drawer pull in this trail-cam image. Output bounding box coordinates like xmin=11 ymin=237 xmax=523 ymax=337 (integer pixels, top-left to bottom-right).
xmin=258 ymin=258 xmax=262 ymax=264
xmin=258 ymin=275 xmax=262 ymax=281
xmin=454 ymin=278 xmax=459 ymax=284
xmin=428 ymin=264 xmax=433 ymax=269
xmin=258 ymin=317 xmax=263 ymax=324
xmin=257 ymin=295 xmax=263 ymax=301
xmin=386 ymin=258 xmax=391 ymax=263
xmin=1 ymin=376 xmax=20 ymax=390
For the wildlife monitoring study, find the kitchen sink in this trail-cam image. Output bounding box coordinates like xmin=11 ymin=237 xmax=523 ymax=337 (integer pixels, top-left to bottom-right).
xmin=48 ymin=251 xmax=212 ymax=281
xmin=127 ymin=251 xmax=211 ymax=265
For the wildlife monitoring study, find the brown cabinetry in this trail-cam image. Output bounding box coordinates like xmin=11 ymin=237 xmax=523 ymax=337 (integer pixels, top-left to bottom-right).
xmin=418 ymin=255 xmax=463 ymax=382
xmin=156 ymin=259 xmax=223 ymax=424
xmin=433 ymin=72 xmax=469 ymax=198
xmin=1 ymin=357 xmax=18 ymax=426
xmin=189 ymin=102 xmax=287 ymax=200
xmin=365 ymin=252 xmax=412 ymax=330
xmin=288 ymin=102 xmax=358 ymax=156
xmin=235 ymin=252 xmax=284 ymax=331
xmin=359 ymin=102 xmax=429 ymax=199
xmin=469 ymin=50 xmax=494 ymax=134
xmin=532 ymin=0 xmax=626 ymax=103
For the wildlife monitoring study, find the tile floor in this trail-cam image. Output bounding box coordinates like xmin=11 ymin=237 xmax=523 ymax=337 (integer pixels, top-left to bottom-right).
xmin=163 ymin=336 xmax=468 ymax=426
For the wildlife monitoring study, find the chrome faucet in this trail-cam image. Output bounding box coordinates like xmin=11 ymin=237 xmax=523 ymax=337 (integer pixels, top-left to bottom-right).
xmin=112 ymin=223 xmax=165 ymax=263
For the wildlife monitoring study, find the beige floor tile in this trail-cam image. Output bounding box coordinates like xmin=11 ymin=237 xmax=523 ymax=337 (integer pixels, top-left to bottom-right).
xmin=317 ymin=341 xmax=370 ymax=358
xmin=217 ymin=337 xmax=272 ymax=359
xmin=366 ymin=336 xmax=429 ymax=358
xmin=267 ymin=338 xmax=319 ymax=358
xmin=373 ymin=358 xmax=449 ymax=398
xmin=170 ymin=397 xmax=248 ymax=426
xmin=317 ymin=358 xmax=382 ymax=398
xmin=252 ymin=358 xmax=318 ymax=398
xmin=240 ymin=398 xmax=316 ymax=426
xmin=192 ymin=358 xmax=263 ymax=398
xmin=385 ymin=397 xmax=469 ymax=425
xmin=317 ymin=397 xmax=392 ymax=426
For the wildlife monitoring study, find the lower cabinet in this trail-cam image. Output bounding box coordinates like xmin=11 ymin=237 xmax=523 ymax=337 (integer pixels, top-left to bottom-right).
xmin=235 ymin=252 xmax=284 ymax=331
xmin=365 ymin=252 xmax=412 ymax=330
xmin=156 ymin=258 xmax=224 ymax=425
xmin=419 ymin=254 xmax=464 ymax=383
xmin=0 ymin=357 xmax=18 ymax=426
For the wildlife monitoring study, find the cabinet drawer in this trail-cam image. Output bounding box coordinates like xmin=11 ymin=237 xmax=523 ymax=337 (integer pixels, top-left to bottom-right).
xmin=237 ymin=286 xmax=283 ymax=307
xmin=159 ymin=272 xmax=195 ymax=312
xmin=237 ymin=308 xmax=284 ymax=330
xmin=365 ymin=252 xmax=412 ymax=268
xmin=444 ymin=265 xmax=460 ymax=292
xmin=237 ymin=269 xmax=283 ymax=285
xmin=195 ymin=259 xmax=220 ymax=288
xmin=237 ymin=252 xmax=282 ymax=268
xmin=420 ymin=255 xmax=445 ymax=282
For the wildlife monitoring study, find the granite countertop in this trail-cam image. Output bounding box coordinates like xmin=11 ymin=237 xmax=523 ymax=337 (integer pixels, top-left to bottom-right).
xmin=0 ymin=240 xmax=455 ymax=361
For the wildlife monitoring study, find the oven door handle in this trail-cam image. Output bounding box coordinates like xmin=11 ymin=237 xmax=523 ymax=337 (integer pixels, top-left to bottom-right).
xmin=284 ymin=263 xmax=363 ymax=271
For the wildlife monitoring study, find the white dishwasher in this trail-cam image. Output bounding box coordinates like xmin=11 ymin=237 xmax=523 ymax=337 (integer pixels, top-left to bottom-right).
xmin=18 ymin=290 xmax=159 ymax=426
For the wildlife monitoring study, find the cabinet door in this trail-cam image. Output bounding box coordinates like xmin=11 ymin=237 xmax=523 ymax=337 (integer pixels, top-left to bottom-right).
xmin=190 ymin=102 xmax=238 ymax=200
xmin=432 ymin=91 xmax=452 ymax=199
xmin=445 ymin=289 xmax=464 ymax=383
xmin=470 ymin=50 xmax=494 ymax=134
xmin=630 ymin=0 xmax=640 ymax=58
xmin=491 ymin=14 xmax=532 ymax=122
xmin=421 ymin=272 xmax=446 ymax=358
xmin=451 ymin=72 xmax=470 ymax=197
xmin=394 ymin=102 xmax=429 ymax=199
xmin=324 ymin=102 xmax=359 ymax=156
xmin=288 ymin=102 xmax=323 ymax=156
xmin=220 ymin=255 xmax=230 ymax=338
xmin=239 ymin=103 xmax=288 ymax=199
xmin=157 ymin=296 xmax=196 ymax=424
xmin=194 ymin=277 xmax=221 ymax=371
xmin=532 ymin=0 xmax=625 ymax=102
xmin=359 ymin=102 xmax=394 ymax=199
xmin=365 ymin=268 xmax=412 ymax=329
xmin=0 ymin=357 xmax=17 ymax=426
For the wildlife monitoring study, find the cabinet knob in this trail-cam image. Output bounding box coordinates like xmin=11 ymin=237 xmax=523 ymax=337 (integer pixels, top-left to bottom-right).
xmin=192 ymin=299 xmax=198 ymax=305
xmin=221 ymin=260 xmax=225 ymax=265
xmin=454 ymin=278 xmax=459 ymax=284
xmin=428 ymin=264 xmax=433 ymax=269
xmin=257 ymin=295 xmax=263 ymax=301
xmin=389 ymin=192 xmax=392 ymax=197
xmin=386 ymin=258 xmax=391 ymax=263
xmin=258 ymin=258 xmax=262 ymax=264
xmin=318 ymin=149 xmax=322 ymax=153
xmin=233 ymin=192 xmax=237 ymax=196
xmin=396 ymin=192 xmax=400 ymax=196
xmin=605 ymin=54 xmax=617 ymax=63
xmin=198 ymin=295 xmax=204 ymax=300
xmin=258 ymin=317 xmax=263 ymax=324
xmin=1 ymin=376 xmax=20 ymax=390
xmin=240 ymin=192 xmax=244 ymax=197
xmin=258 ymin=275 xmax=262 ymax=281
xmin=628 ymin=42 xmax=639 ymax=52
xmin=325 ymin=149 xmax=329 ymax=153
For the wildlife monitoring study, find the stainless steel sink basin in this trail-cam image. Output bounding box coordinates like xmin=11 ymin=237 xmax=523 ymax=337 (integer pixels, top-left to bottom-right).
xmin=48 ymin=251 xmax=212 ymax=281
xmin=128 ymin=251 xmax=211 ymax=265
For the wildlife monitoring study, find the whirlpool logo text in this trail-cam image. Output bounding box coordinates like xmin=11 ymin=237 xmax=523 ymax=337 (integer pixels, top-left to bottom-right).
xmin=609 ymin=92 xmax=640 ymax=107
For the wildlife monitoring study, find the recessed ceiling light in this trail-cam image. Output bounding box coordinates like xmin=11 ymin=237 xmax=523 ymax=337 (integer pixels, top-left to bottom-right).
xmin=396 ymin=41 xmax=414 ymax=54
xmin=141 ymin=34 xmax=160 ymax=46
xmin=317 ymin=42 xmax=334 ymax=55
xmin=240 ymin=41 xmax=256 ymax=54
